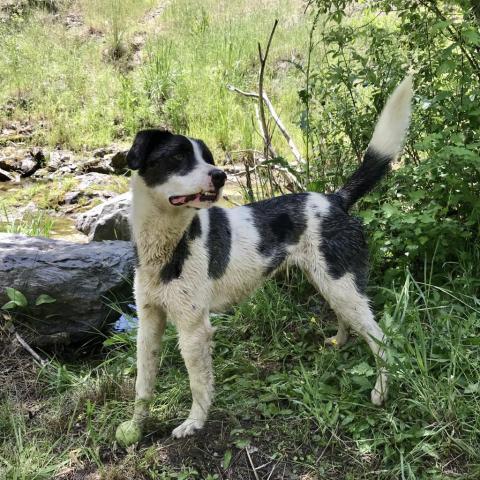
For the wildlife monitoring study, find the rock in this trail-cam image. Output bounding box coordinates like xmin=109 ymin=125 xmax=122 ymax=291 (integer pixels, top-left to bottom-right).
xmin=19 ymin=157 xmax=38 ymax=177
xmin=47 ymin=150 xmax=75 ymax=172
xmin=76 ymin=172 xmax=115 ymax=190
xmin=62 ymin=191 xmax=84 ymax=205
xmin=0 ymin=147 xmax=43 ymax=178
xmin=0 ymin=233 xmax=135 ymax=343
xmin=31 ymin=168 xmax=50 ymax=179
xmin=80 ymin=147 xmax=129 ymax=175
xmin=0 ymin=157 xmax=18 ymax=171
xmin=80 ymin=156 xmax=115 ymax=174
xmin=110 ymin=150 xmax=128 ymax=171
xmin=0 ymin=167 xmax=15 ymax=182
xmin=75 ymin=192 xmax=131 ymax=241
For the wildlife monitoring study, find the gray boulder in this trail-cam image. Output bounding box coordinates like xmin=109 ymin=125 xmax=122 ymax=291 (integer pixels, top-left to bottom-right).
xmin=80 ymin=146 xmax=129 ymax=175
xmin=0 ymin=233 xmax=135 ymax=344
xmin=0 ymin=147 xmax=43 ymax=178
xmin=75 ymin=192 xmax=131 ymax=241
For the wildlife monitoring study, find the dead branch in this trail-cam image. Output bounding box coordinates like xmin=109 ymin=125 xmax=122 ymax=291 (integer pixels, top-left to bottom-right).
xmin=254 ymin=104 xmax=276 ymax=158
xmin=227 ymin=84 xmax=305 ymax=166
xmin=245 ymin=447 xmax=261 ymax=480
xmin=257 ymin=20 xmax=278 ymax=161
xmin=15 ymin=332 xmax=47 ymax=366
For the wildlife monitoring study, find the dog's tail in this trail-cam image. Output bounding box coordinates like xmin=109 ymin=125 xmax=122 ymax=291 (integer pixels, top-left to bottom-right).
xmin=335 ymin=75 xmax=413 ymax=211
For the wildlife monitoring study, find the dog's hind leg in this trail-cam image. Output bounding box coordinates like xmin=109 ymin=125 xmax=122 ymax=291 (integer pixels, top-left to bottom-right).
xmin=308 ymin=269 xmax=388 ymax=405
xmin=172 ymin=314 xmax=215 ymax=438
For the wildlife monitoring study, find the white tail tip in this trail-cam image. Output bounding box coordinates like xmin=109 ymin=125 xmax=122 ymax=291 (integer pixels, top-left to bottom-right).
xmin=369 ymin=75 xmax=414 ymax=158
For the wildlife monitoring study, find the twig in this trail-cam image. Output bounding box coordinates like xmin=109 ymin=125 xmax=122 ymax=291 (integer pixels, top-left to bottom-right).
xmin=245 ymin=447 xmax=261 ymax=480
xmin=266 ymin=460 xmax=280 ymax=480
xmin=231 ymin=156 xmax=303 ymax=191
xmin=254 ymin=104 xmax=276 ymax=158
xmin=15 ymin=332 xmax=47 ymax=366
xmin=227 ymin=85 xmax=305 ymax=166
xmin=257 ymin=20 xmax=278 ymax=162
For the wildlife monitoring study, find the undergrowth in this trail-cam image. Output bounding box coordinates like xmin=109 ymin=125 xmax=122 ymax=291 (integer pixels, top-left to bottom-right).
xmin=1 ymin=259 xmax=479 ymax=479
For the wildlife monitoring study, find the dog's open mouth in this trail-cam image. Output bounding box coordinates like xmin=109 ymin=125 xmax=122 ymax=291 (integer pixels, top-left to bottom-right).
xmin=169 ymin=190 xmax=219 ymax=206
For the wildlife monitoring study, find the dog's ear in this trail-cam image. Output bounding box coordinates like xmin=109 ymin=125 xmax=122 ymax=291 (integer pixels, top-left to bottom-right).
xmin=127 ymin=129 xmax=172 ymax=170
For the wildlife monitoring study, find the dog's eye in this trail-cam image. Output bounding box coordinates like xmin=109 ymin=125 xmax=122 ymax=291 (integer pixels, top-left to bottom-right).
xmin=170 ymin=154 xmax=184 ymax=162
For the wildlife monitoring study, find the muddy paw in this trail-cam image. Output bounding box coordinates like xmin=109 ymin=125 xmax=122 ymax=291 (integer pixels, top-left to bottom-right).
xmin=172 ymin=418 xmax=204 ymax=438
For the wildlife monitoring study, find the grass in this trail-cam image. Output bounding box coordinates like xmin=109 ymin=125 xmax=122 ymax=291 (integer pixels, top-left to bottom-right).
xmin=0 ymin=206 xmax=55 ymax=237
xmin=0 ymin=0 xmax=308 ymax=156
xmin=1 ymin=260 xmax=479 ymax=479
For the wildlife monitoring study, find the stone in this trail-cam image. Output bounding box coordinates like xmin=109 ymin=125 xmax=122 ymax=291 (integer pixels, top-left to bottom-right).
xmin=0 ymin=157 xmax=18 ymax=171
xmin=109 ymin=150 xmax=128 ymax=172
xmin=77 ymin=172 xmax=114 ymax=190
xmin=0 ymin=233 xmax=135 ymax=343
xmin=47 ymin=150 xmax=75 ymax=172
xmin=0 ymin=147 xmax=43 ymax=177
xmin=31 ymin=168 xmax=51 ymax=179
xmin=75 ymin=192 xmax=131 ymax=241
xmin=80 ymin=147 xmax=129 ymax=175
xmin=62 ymin=191 xmax=84 ymax=205
xmin=80 ymin=157 xmax=114 ymax=174
xmin=19 ymin=157 xmax=38 ymax=177
xmin=0 ymin=167 xmax=15 ymax=182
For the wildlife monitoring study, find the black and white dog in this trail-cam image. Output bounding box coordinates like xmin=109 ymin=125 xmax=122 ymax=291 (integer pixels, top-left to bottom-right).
xmin=115 ymin=77 xmax=413 ymax=445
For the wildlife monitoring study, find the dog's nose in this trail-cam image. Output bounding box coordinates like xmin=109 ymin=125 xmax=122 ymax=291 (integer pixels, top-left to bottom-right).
xmin=210 ymin=169 xmax=227 ymax=189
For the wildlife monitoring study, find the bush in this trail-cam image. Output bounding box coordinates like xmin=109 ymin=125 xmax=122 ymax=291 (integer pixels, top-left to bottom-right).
xmin=302 ymin=0 xmax=480 ymax=282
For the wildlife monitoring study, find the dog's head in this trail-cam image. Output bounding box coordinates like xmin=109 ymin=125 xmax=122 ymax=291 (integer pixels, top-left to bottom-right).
xmin=127 ymin=129 xmax=226 ymax=209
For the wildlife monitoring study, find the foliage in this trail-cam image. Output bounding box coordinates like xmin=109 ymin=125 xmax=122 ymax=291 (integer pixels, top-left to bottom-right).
xmin=300 ymin=0 xmax=480 ymax=282
xmin=0 ymin=0 xmax=306 ymax=154
xmin=1 ymin=287 xmax=55 ymax=310
xmin=0 ymin=207 xmax=55 ymax=237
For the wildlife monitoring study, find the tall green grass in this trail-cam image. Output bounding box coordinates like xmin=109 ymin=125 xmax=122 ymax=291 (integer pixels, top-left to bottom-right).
xmin=0 ymin=206 xmax=55 ymax=237
xmin=0 ymin=0 xmax=308 ymax=156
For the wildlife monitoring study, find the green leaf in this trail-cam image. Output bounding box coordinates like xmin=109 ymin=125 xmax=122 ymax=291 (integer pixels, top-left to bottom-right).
xmin=35 ymin=294 xmax=56 ymax=306
xmin=349 ymin=362 xmax=375 ymax=377
xmin=5 ymin=288 xmax=27 ymax=308
xmin=464 ymin=383 xmax=480 ymax=394
xmin=1 ymin=301 xmax=17 ymax=310
xmin=222 ymin=449 xmax=232 ymax=469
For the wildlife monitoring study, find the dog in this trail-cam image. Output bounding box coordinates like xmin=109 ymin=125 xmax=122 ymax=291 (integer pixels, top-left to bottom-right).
xmin=115 ymin=76 xmax=413 ymax=445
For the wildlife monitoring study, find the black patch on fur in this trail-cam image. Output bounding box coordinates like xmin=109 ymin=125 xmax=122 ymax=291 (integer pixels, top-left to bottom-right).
xmin=189 ymin=214 xmax=202 ymax=240
xmin=195 ymin=139 xmax=215 ymax=165
xmin=336 ymin=147 xmax=392 ymax=211
xmin=207 ymin=207 xmax=231 ymax=279
xmin=247 ymin=193 xmax=308 ymax=274
xmin=127 ymin=130 xmax=216 ymax=187
xmin=160 ymin=215 xmax=202 ymax=283
xmin=319 ymin=202 xmax=369 ymax=293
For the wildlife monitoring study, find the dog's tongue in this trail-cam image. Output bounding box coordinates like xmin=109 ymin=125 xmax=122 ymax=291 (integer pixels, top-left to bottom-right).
xmin=170 ymin=193 xmax=200 ymax=205
xmin=170 ymin=196 xmax=188 ymax=205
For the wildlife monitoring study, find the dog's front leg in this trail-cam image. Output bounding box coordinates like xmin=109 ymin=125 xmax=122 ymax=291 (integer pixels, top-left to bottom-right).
xmin=172 ymin=314 xmax=215 ymax=438
xmin=116 ymin=302 xmax=166 ymax=447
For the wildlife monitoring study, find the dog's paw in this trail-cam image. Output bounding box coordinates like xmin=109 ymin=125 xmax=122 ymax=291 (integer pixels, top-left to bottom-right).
xmin=172 ymin=418 xmax=204 ymax=438
xmin=370 ymin=388 xmax=386 ymax=406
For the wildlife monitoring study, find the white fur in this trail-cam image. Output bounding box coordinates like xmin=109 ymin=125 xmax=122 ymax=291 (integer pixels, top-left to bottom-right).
xmin=369 ymin=75 xmax=413 ymax=157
